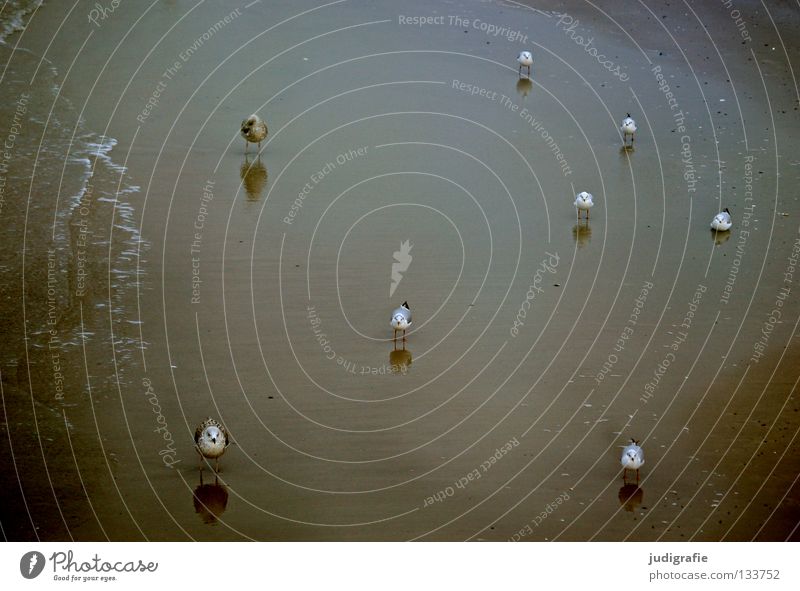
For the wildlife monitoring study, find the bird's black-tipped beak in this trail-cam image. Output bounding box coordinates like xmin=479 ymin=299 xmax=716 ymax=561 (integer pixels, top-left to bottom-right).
xmin=211 ymin=437 xmax=216 ymax=444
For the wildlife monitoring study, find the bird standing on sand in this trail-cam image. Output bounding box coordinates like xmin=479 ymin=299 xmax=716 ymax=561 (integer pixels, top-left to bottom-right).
xmin=574 ymin=191 xmax=594 ymax=220
xmin=240 ymin=114 xmax=268 ymax=153
xmin=621 ymin=113 xmax=637 ymax=147
xmin=195 ymin=417 xmax=230 ymax=472
xmin=391 ymin=302 xmax=412 ymax=341
xmin=620 ymin=438 xmax=644 ymax=482
xmin=517 ymin=51 xmax=533 ymax=78
xmin=710 ymin=208 xmax=732 ymax=231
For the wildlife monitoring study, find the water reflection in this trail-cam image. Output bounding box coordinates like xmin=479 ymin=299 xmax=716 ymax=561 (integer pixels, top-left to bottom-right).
xmin=572 ymin=222 xmax=591 ymax=248
xmin=618 ymin=483 xmax=644 ymax=513
xmin=712 ymin=229 xmax=731 ymax=246
xmin=240 ymin=155 xmax=268 ymax=201
xmin=389 ymin=342 xmax=412 ymax=374
xmin=515 ymin=77 xmax=533 ymax=98
xmin=193 ymin=472 xmax=229 ymax=524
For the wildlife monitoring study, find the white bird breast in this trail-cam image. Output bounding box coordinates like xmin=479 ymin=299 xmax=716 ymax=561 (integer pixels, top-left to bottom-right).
xmin=711 ymin=213 xmax=732 ymax=230
xmin=575 ymin=192 xmax=594 ymax=209
xmin=621 ymin=446 xmax=644 ymax=469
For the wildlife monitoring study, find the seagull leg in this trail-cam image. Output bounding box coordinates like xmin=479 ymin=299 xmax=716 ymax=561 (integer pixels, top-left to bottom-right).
xmin=215 ymin=458 xmax=220 ymax=473
xmin=519 ymin=64 xmax=522 ymax=76
xmin=527 ymin=65 xmax=531 ymax=78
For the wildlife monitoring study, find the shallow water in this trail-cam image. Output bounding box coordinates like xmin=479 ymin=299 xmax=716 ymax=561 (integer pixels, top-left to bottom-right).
xmin=0 ymin=0 xmax=798 ymax=541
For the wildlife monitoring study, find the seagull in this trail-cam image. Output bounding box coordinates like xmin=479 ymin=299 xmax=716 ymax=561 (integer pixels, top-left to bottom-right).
xmin=195 ymin=417 xmax=230 ymax=472
xmin=710 ymin=208 xmax=732 ymax=231
xmin=517 ymin=51 xmax=533 ymax=78
xmin=240 ymin=114 xmax=268 ymax=153
xmin=621 ymin=113 xmax=637 ymax=147
xmin=391 ymin=301 xmax=412 ymax=341
xmin=574 ymin=191 xmax=594 ymax=219
xmin=620 ymin=438 xmax=644 ymax=482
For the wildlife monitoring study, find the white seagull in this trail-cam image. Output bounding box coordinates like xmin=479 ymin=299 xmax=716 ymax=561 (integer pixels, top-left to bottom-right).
xmin=710 ymin=208 xmax=732 ymax=231
xmin=621 ymin=113 xmax=637 ymax=147
xmin=517 ymin=51 xmax=533 ymax=78
xmin=240 ymin=114 xmax=268 ymax=153
xmin=391 ymin=301 xmax=412 ymax=341
xmin=195 ymin=417 xmax=230 ymax=472
xmin=574 ymin=191 xmax=594 ymax=219
xmin=620 ymin=438 xmax=644 ymax=482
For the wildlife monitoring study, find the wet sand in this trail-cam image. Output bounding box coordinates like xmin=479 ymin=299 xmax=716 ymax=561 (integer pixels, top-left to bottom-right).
xmin=0 ymin=0 xmax=798 ymax=541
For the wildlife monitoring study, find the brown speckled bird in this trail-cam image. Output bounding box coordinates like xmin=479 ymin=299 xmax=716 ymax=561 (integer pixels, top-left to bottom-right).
xmin=240 ymin=114 xmax=268 ymax=153
xmin=194 ymin=417 xmax=230 ymax=472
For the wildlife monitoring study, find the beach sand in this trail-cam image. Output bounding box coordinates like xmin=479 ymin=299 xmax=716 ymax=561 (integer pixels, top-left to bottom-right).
xmin=0 ymin=0 xmax=798 ymax=541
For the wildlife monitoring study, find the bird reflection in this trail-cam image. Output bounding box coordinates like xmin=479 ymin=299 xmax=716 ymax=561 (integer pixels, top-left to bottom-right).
xmin=712 ymin=230 xmax=731 ymax=246
xmin=618 ymin=483 xmax=644 ymax=513
xmin=193 ymin=472 xmax=229 ymax=524
xmin=240 ymin=155 xmax=268 ymax=201
xmin=572 ymin=222 xmax=592 ymax=248
xmin=516 ymin=77 xmax=533 ymax=98
xmin=389 ymin=342 xmax=412 ymax=374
